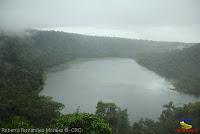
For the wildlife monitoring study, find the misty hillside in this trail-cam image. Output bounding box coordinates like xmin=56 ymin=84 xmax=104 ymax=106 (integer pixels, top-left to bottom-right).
xmin=0 ymin=32 xmax=200 ymax=133
xmin=1 ymin=30 xmax=198 ymax=96
xmin=27 ymin=30 xmax=200 ymax=96
xmin=136 ymin=43 xmax=200 ymax=95
xmin=29 ymin=30 xmax=192 ymax=67
xmin=21 ymin=30 xmax=200 ymax=96
xmin=1 ymin=0 xmax=200 ymax=133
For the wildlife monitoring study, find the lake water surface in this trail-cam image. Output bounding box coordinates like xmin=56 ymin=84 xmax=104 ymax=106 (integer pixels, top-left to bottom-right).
xmin=41 ymin=58 xmax=200 ymax=121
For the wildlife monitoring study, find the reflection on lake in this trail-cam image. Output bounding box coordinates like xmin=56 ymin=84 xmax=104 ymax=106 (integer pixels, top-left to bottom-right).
xmin=41 ymin=58 xmax=200 ymax=121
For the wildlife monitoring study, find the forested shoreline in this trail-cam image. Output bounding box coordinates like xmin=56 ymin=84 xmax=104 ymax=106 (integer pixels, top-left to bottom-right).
xmin=136 ymin=44 xmax=200 ymax=96
xmin=30 ymin=30 xmax=200 ymax=96
xmin=0 ymin=30 xmax=200 ymax=133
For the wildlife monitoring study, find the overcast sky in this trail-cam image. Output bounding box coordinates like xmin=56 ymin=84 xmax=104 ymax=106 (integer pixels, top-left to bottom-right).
xmin=0 ymin=0 xmax=199 ymax=42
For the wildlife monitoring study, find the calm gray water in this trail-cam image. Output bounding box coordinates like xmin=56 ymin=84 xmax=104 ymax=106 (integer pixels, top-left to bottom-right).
xmin=41 ymin=58 xmax=199 ymax=121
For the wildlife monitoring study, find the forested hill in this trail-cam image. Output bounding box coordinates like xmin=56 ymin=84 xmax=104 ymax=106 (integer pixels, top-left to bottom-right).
xmin=29 ymin=30 xmax=200 ymax=96
xmin=29 ymin=30 xmax=191 ymax=67
xmin=136 ymin=43 xmax=200 ymax=95
xmin=1 ymin=30 xmax=198 ymax=97
xmin=0 ymin=31 xmax=200 ymax=133
xmin=29 ymin=30 xmax=199 ymax=96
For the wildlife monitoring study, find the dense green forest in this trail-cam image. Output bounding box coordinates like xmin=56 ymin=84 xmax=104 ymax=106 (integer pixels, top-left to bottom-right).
xmin=136 ymin=43 xmax=200 ymax=95
xmin=0 ymin=33 xmax=111 ymax=133
xmin=30 ymin=30 xmax=199 ymax=95
xmin=29 ymin=30 xmax=191 ymax=67
xmin=0 ymin=30 xmax=199 ymax=133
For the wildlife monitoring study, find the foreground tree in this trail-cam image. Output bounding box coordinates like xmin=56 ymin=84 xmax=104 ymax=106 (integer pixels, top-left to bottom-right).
xmin=51 ymin=113 xmax=111 ymax=134
xmin=96 ymin=101 xmax=130 ymax=134
xmin=0 ymin=35 xmax=64 ymax=128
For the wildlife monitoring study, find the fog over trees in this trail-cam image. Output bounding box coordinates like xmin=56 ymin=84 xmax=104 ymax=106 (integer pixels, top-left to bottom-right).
xmin=1 ymin=0 xmax=200 ymax=42
xmin=0 ymin=0 xmax=200 ymax=133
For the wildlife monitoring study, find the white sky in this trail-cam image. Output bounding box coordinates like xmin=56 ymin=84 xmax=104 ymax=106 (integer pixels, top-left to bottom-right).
xmin=0 ymin=0 xmax=200 ymax=43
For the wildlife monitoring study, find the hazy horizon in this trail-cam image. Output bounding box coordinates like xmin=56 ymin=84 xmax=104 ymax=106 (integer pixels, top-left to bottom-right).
xmin=38 ymin=26 xmax=199 ymax=43
xmin=1 ymin=0 xmax=200 ymax=43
